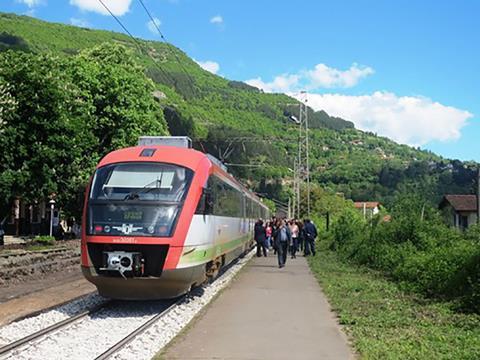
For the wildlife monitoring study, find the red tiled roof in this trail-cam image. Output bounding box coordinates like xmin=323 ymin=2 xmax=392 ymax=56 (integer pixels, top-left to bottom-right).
xmin=354 ymin=202 xmax=380 ymax=209
xmin=441 ymin=195 xmax=477 ymax=212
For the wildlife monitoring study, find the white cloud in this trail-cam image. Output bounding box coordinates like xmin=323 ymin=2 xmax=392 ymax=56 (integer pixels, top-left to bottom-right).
xmin=245 ymin=63 xmax=373 ymax=93
xmin=195 ymin=60 xmax=220 ymax=74
xmin=210 ymin=15 xmax=223 ymax=24
xmin=70 ymin=18 xmax=91 ymax=28
xmin=246 ymin=74 xmax=300 ymax=93
xmin=70 ymin=0 xmax=132 ymax=16
xmin=15 ymin=0 xmax=46 ymax=9
xmin=147 ymin=17 xmax=161 ymax=34
xmin=300 ymin=91 xmax=473 ymax=146
xmin=307 ymin=63 xmax=374 ymax=88
xmin=16 ymin=0 xmax=43 ymax=8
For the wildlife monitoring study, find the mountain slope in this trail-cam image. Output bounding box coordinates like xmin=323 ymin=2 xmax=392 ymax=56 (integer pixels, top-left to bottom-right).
xmin=0 ymin=12 xmax=477 ymax=206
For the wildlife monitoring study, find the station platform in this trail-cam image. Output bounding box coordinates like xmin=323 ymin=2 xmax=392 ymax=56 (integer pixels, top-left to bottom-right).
xmin=163 ymin=252 xmax=354 ymax=360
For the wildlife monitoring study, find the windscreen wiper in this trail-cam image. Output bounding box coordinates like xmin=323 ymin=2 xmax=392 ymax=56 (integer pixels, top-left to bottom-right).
xmin=123 ymin=174 xmax=164 ymax=200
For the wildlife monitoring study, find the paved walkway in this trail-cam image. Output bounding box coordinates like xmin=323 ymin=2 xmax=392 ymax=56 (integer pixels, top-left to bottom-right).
xmin=163 ymin=252 xmax=354 ymax=360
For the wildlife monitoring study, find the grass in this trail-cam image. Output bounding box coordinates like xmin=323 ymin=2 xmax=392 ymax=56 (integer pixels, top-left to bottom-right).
xmin=25 ymin=244 xmax=57 ymax=251
xmin=308 ymin=251 xmax=480 ymax=359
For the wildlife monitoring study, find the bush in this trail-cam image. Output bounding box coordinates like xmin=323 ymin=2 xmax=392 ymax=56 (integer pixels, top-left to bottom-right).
xmin=33 ymin=235 xmax=55 ymax=246
xmin=328 ymin=194 xmax=480 ymax=313
xmin=331 ymin=208 xmax=365 ymax=251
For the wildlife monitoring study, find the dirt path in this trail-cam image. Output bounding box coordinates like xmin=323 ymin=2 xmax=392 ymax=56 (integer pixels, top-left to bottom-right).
xmin=0 ymin=268 xmax=96 ymax=326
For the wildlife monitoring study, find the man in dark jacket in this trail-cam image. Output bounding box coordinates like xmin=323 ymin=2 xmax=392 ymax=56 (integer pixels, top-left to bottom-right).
xmin=254 ymin=219 xmax=267 ymax=257
xmin=303 ymin=219 xmax=317 ymax=256
xmin=273 ymin=219 xmax=291 ymax=268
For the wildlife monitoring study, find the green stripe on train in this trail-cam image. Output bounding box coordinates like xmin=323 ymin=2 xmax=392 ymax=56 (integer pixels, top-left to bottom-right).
xmin=179 ymin=235 xmax=252 ymax=265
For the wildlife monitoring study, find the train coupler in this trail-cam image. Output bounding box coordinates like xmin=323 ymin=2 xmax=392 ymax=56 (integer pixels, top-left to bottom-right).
xmin=100 ymin=251 xmax=143 ymax=279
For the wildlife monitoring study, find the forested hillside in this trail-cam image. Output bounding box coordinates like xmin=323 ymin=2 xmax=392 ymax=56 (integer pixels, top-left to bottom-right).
xmin=0 ymin=12 xmax=477 ymax=215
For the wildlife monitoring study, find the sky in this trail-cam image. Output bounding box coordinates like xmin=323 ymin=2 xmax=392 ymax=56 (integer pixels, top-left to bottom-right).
xmin=2 ymin=0 xmax=479 ymax=161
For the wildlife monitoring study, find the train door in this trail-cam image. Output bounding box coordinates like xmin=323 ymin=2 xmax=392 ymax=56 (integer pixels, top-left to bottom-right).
xmin=212 ymin=177 xmax=225 ymax=258
xmin=193 ymin=177 xmax=216 ymax=252
xmin=241 ymin=194 xmax=247 ymax=235
xmin=204 ymin=178 xmax=216 ymax=252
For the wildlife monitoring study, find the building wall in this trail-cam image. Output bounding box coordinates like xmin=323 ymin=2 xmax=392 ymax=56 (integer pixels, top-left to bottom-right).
xmin=467 ymin=213 xmax=478 ymax=227
xmin=5 ymin=200 xmax=50 ymax=236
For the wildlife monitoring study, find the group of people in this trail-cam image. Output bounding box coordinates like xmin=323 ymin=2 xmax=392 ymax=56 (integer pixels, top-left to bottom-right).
xmin=254 ymin=217 xmax=318 ymax=268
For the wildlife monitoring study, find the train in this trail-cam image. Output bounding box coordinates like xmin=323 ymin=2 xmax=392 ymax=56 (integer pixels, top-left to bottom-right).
xmin=81 ymin=136 xmax=269 ymax=300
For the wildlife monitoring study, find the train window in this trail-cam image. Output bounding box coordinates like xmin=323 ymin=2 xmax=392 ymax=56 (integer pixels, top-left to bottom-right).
xmin=87 ymin=162 xmax=193 ymax=237
xmin=210 ymin=176 xmax=242 ymax=218
xmin=90 ymin=162 xmax=193 ymax=203
xmin=195 ymin=179 xmax=213 ymax=215
xmin=247 ymin=198 xmax=253 ymax=219
xmin=194 ymin=175 xmax=266 ymax=219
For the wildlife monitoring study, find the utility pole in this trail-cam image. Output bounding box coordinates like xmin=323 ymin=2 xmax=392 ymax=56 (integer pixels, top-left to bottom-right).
xmin=477 ymin=167 xmax=480 ymax=223
xmin=292 ymin=159 xmax=298 ymax=219
xmin=296 ymin=91 xmax=310 ymax=218
xmin=281 ymin=92 xmax=310 ymax=219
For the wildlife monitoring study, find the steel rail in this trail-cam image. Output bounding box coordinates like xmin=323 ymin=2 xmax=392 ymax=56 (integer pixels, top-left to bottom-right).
xmin=94 ymin=298 xmax=184 ymax=360
xmin=0 ymin=301 xmax=111 ymax=356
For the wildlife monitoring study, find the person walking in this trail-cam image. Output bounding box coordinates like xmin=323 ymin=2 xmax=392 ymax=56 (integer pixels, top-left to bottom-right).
xmin=265 ymin=221 xmax=273 ymax=250
xmin=303 ymin=219 xmax=317 ymax=256
xmin=254 ymin=219 xmax=267 ymax=257
xmin=289 ymin=220 xmax=299 ymax=259
xmin=271 ymin=218 xmax=278 ymax=255
xmin=273 ymin=219 xmax=291 ymax=268
xmin=297 ymin=220 xmax=304 ymax=253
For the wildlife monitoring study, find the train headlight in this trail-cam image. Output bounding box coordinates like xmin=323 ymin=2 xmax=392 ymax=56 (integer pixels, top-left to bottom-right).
xmin=120 ymin=257 xmax=131 ymax=268
xmin=147 ymin=225 xmax=155 ymax=234
xmin=104 ymin=225 xmax=111 ymax=233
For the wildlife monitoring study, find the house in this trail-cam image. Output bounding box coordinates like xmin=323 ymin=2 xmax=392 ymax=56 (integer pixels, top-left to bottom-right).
xmin=3 ymin=198 xmax=59 ymax=236
xmin=354 ymin=201 xmax=380 ymax=219
xmin=439 ymin=195 xmax=478 ymax=230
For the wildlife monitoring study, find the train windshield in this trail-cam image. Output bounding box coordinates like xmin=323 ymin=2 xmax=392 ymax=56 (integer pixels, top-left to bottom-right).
xmin=87 ymin=162 xmax=193 ymax=237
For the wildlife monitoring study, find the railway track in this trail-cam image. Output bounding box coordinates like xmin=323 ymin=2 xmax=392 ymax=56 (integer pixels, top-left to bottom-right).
xmin=0 ymin=247 xmax=74 ymax=259
xmin=0 ymin=300 xmax=111 ymax=357
xmin=94 ymin=298 xmax=182 ymax=360
xmin=0 ymin=249 xmax=254 ymax=360
xmin=0 ymin=296 xmax=184 ymax=360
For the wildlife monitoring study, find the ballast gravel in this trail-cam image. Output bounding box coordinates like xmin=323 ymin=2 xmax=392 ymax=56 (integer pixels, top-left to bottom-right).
xmin=0 ymin=292 xmax=105 ymax=347
xmin=0 ymin=250 xmax=254 ymax=360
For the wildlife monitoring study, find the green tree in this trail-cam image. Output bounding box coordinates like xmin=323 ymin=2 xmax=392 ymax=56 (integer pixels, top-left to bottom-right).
xmin=0 ymin=51 xmax=89 ymax=216
xmin=73 ymin=43 xmax=168 ymax=158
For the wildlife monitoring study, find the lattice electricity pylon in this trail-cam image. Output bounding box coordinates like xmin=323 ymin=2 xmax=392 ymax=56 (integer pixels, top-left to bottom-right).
xmin=296 ymin=91 xmax=310 ymax=218
xmin=292 ymin=158 xmax=300 ymax=219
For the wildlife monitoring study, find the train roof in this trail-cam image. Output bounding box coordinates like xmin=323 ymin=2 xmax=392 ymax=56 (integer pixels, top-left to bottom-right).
xmin=97 ymin=145 xmax=207 ymax=170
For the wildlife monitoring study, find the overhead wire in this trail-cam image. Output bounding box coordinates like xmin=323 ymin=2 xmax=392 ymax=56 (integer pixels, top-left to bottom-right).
xmin=136 ymin=0 xmax=199 ymax=98
xmin=96 ymin=0 xmax=289 ymax=208
xmin=97 ymin=0 xmax=177 ymax=88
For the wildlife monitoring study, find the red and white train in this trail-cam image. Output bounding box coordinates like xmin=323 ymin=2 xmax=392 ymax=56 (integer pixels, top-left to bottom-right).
xmin=81 ymin=137 xmax=269 ymax=300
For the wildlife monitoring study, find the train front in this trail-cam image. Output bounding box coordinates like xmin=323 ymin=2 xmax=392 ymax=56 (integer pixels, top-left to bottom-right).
xmin=81 ymin=145 xmax=208 ymax=300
